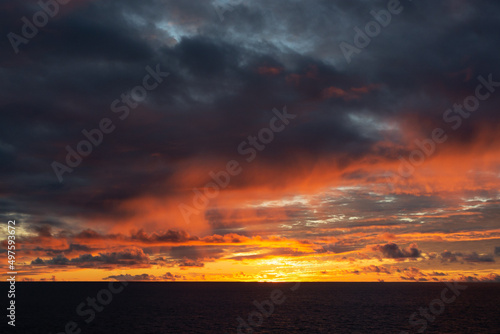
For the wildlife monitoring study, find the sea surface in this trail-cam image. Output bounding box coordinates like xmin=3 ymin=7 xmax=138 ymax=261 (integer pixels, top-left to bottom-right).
xmin=2 ymin=282 xmax=500 ymax=334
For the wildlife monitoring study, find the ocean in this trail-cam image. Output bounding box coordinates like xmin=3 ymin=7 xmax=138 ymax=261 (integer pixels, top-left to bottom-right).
xmin=3 ymin=282 xmax=500 ymax=333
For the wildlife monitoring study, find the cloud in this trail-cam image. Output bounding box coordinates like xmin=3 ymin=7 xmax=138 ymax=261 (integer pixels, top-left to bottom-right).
xmin=176 ymin=258 xmax=205 ymax=268
xmin=169 ymin=245 xmax=226 ymax=261
xmin=104 ymin=272 xmax=184 ymax=281
xmin=31 ymin=225 xmax=53 ymax=237
xmin=228 ymin=247 xmax=308 ymax=261
xmin=372 ymin=243 xmax=421 ymax=259
xmin=104 ymin=274 xmax=155 ymax=281
xmin=361 ymin=265 xmax=391 ymax=274
xmin=461 ymin=252 xmax=495 ymax=263
xmin=2 ymin=0 xmax=498 ymax=233
xmin=161 ymin=272 xmax=183 ymax=281
xmin=399 ymin=267 xmax=428 ymax=281
xmin=130 ymin=229 xmax=199 ymax=243
xmin=316 ymin=243 xmax=357 ymax=254
xmin=440 ymin=250 xmax=460 ymax=263
xmin=440 ymin=250 xmax=495 ymax=263
xmin=1 ymin=0 xmax=500 ymax=281
xmin=32 ymin=243 xmax=92 ymax=257
xmin=454 ymin=273 xmax=500 ymax=283
xmin=31 ymin=248 xmax=150 ymax=267
xmin=201 ymin=233 xmax=249 ymax=243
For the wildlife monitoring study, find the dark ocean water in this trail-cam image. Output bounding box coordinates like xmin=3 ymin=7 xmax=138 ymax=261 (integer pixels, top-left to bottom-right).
xmin=2 ymin=282 xmax=500 ymax=334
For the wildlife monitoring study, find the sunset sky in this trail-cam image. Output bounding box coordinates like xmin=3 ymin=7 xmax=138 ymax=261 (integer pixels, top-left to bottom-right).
xmin=1 ymin=0 xmax=499 ymax=282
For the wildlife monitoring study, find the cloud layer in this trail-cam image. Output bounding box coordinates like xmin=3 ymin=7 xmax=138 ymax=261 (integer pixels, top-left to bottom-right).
xmin=0 ymin=0 xmax=499 ymax=281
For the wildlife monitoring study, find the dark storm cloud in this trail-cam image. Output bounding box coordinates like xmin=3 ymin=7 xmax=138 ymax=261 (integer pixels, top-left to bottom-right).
xmin=1 ymin=0 xmax=500 ymax=231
